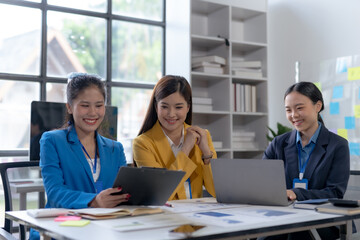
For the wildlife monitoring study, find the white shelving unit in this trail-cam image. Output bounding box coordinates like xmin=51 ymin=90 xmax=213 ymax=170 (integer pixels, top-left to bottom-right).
xmin=190 ymin=0 xmax=268 ymax=159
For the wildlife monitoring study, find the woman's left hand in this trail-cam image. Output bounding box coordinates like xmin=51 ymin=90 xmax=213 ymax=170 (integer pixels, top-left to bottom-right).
xmin=187 ymin=126 xmax=212 ymax=160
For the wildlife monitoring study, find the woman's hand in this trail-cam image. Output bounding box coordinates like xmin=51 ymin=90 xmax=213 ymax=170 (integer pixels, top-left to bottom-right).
xmin=188 ymin=126 xmax=210 ymax=155
xmin=287 ymin=190 xmax=297 ymax=201
xmin=89 ymin=187 xmax=130 ymax=208
xmin=181 ymin=127 xmax=201 ymax=155
xmin=181 ymin=126 xmax=212 ymax=164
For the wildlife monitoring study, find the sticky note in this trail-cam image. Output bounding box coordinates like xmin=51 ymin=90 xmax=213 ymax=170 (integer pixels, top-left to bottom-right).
xmin=348 ymin=66 xmax=360 ymax=81
xmin=330 ymin=102 xmax=340 ymax=115
xmin=355 ymin=105 xmax=360 ymax=118
xmin=60 ymin=220 xmax=90 ymax=227
xmin=349 ymin=142 xmax=360 ymax=156
xmin=337 ymin=129 xmax=348 ymax=140
xmin=359 ymin=88 xmax=360 ymax=100
xmin=54 ymin=216 xmax=82 ymax=222
xmin=314 ymin=82 xmax=322 ymax=91
xmin=332 ymin=86 xmax=343 ymax=99
xmin=345 ymin=116 xmax=355 ymax=129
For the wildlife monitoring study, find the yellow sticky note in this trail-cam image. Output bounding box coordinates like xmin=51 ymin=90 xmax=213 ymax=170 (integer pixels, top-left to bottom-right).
xmin=337 ymin=129 xmax=348 ymax=140
xmin=355 ymin=105 xmax=360 ymax=118
xmin=313 ymin=82 xmax=322 ymax=91
xmin=348 ymin=67 xmax=360 ymax=81
xmin=60 ymin=220 xmax=90 ymax=227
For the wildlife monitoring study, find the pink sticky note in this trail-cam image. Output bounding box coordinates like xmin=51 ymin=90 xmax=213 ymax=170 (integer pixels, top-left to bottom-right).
xmin=54 ymin=216 xmax=82 ymax=222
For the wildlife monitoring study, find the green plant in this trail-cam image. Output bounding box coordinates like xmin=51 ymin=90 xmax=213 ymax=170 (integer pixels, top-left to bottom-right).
xmin=266 ymin=122 xmax=292 ymax=142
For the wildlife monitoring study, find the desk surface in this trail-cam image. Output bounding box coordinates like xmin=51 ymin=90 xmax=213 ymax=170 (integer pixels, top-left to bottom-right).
xmin=6 ymin=198 xmax=358 ymax=240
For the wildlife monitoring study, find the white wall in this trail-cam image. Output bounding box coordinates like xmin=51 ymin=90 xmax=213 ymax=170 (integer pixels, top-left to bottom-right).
xmin=268 ymin=0 xmax=360 ymax=129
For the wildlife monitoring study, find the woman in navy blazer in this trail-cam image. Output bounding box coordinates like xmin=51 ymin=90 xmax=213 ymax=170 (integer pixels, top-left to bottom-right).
xmin=262 ymin=82 xmax=350 ymax=239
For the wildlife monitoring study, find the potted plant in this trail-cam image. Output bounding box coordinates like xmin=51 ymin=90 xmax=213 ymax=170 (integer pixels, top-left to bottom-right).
xmin=266 ymin=122 xmax=292 ymax=142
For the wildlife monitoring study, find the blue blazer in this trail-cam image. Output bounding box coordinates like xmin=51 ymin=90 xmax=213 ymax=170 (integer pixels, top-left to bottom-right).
xmin=40 ymin=126 xmax=126 ymax=209
xmin=263 ymin=125 xmax=350 ymax=201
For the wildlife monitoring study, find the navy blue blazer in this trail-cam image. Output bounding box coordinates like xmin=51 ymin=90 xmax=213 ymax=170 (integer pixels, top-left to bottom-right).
xmin=263 ymin=125 xmax=350 ymax=201
xmin=40 ymin=126 xmax=126 ymax=209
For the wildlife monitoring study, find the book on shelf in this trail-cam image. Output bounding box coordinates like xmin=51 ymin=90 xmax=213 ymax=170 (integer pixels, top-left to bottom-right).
xmin=192 ymin=61 xmax=222 ymax=68
xmin=192 ymin=55 xmax=226 ymax=65
xmin=69 ymin=207 xmax=163 ymax=220
xmin=251 ymin=85 xmax=257 ymax=112
xmin=293 ymin=199 xmax=329 ymax=210
xmin=231 ymin=60 xmax=262 ymax=68
xmin=212 ymin=141 xmax=223 ymax=149
xmin=193 ymin=97 xmax=212 ymax=105
xmin=232 ymin=141 xmax=258 ymax=150
xmin=231 ymin=67 xmax=262 ymax=73
xmin=232 ymin=136 xmax=255 ymax=142
xmin=192 ymin=104 xmax=213 ymax=112
xmin=193 ymin=66 xmax=224 ymax=74
xmin=315 ymin=203 xmax=360 ymax=215
xmin=245 ymin=84 xmax=252 ymax=112
xmin=233 ymin=131 xmax=256 ymax=137
xmin=232 ymin=70 xmax=262 ymax=79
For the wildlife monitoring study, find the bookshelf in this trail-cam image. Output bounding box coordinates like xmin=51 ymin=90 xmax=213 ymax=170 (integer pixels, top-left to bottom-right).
xmin=190 ymin=0 xmax=268 ymax=159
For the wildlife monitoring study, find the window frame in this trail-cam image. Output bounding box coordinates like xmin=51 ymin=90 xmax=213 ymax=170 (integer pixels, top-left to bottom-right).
xmin=0 ymin=0 xmax=165 ymax=158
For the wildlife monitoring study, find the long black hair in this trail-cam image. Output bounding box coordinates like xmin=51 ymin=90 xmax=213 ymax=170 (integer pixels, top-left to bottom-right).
xmin=138 ymin=75 xmax=192 ymax=136
xmin=284 ymin=81 xmax=324 ymax=125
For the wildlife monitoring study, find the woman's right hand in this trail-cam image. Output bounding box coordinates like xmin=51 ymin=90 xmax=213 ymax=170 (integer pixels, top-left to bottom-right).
xmin=181 ymin=128 xmax=200 ymax=156
xmin=89 ymin=187 xmax=130 ymax=208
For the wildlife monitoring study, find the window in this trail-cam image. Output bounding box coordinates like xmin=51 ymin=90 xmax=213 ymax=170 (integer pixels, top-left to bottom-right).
xmin=0 ymin=0 xmax=165 ymax=163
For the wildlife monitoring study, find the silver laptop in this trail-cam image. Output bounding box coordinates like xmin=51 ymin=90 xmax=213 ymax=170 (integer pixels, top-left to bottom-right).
xmin=211 ymin=158 xmax=291 ymax=206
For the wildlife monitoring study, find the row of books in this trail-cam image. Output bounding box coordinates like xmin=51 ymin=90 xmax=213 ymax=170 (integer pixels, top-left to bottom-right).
xmin=231 ymin=59 xmax=263 ymax=79
xmin=191 ymin=55 xmax=226 ymax=74
xmin=233 ymin=83 xmax=257 ymax=112
xmin=192 ymin=97 xmax=212 ymax=112
xmin=232 ymin=131 xmax=258 ymax=150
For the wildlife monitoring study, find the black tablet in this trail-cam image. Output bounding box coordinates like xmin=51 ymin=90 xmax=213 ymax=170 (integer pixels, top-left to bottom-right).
xmin=329 ymin=199 xmax=360 ymax=208
xmin=112 ymin=166 xmax=186 ymax=205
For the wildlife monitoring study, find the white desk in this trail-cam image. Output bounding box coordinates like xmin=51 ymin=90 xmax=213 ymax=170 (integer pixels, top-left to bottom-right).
xmin=5 ymin=198 xmax=358 ymax=240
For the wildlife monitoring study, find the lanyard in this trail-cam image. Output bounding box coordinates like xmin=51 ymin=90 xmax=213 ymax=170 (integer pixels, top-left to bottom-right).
xmin=186 ymin=178 xmax=192 ymax=199
xmin=297 ymin=142 xmax=315 ymax=180
xmin=80 ymin=141 xmax=98 ymax=174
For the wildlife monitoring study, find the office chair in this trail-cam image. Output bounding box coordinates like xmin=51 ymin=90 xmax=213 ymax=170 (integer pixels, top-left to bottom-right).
xmin=0 ymin=161 xmax=43 ymax=240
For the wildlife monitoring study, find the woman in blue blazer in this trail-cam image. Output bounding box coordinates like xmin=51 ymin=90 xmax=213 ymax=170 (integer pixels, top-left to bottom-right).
xmin=262 ymin=82 xmax=350 ymax=239
xmin=31 ymin=73 xmax=129 ymax=239
xmin=40 ymin=73 xmax=129 ymax=208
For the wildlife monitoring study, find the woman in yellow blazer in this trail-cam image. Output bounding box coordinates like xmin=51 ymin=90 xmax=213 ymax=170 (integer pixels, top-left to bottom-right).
xmin=133 ymin=75 xmax=216 ymax=200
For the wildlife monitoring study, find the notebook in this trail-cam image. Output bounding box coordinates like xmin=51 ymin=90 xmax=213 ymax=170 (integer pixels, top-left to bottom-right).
xmin=211 ymin=158 xmax=291 ymax=206
xmin=112 ymin=166 xmax=185 ymax=205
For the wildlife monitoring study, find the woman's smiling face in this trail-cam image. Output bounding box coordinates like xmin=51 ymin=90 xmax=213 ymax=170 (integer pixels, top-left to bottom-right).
xmin=156 ymin=91 xmax=189 ymax=136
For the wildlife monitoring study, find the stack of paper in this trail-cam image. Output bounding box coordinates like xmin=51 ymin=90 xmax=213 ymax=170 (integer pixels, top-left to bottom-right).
xmin=192 ymin=97 xmax=213 ymax=112
xmin=231 ymin=59 xmax=262 ymax=79
xmin=232 ymin=131 xmax=258 ymax=150
xmin=192 ymin=55 xmax=226 ymax=74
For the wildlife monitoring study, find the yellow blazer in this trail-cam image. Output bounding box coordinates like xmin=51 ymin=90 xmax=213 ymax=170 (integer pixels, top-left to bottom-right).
xmin=133 ymin=121 xmax=216 ymax=200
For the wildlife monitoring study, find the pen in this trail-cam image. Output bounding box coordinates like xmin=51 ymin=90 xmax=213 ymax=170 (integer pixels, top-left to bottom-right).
xmin=165 ymin=203 xmax=173 ymax=208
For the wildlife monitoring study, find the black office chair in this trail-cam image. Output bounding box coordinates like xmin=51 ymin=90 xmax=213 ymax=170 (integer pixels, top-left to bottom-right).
xmin=0 ymin=161 xmax=43 ymax=240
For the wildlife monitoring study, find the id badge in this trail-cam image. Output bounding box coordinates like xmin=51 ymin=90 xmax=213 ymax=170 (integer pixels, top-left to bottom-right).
xmin=94 ymin=180 xmax=103 ymax=193
xmin=293 ymin=178 xmax=308 ymax=189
